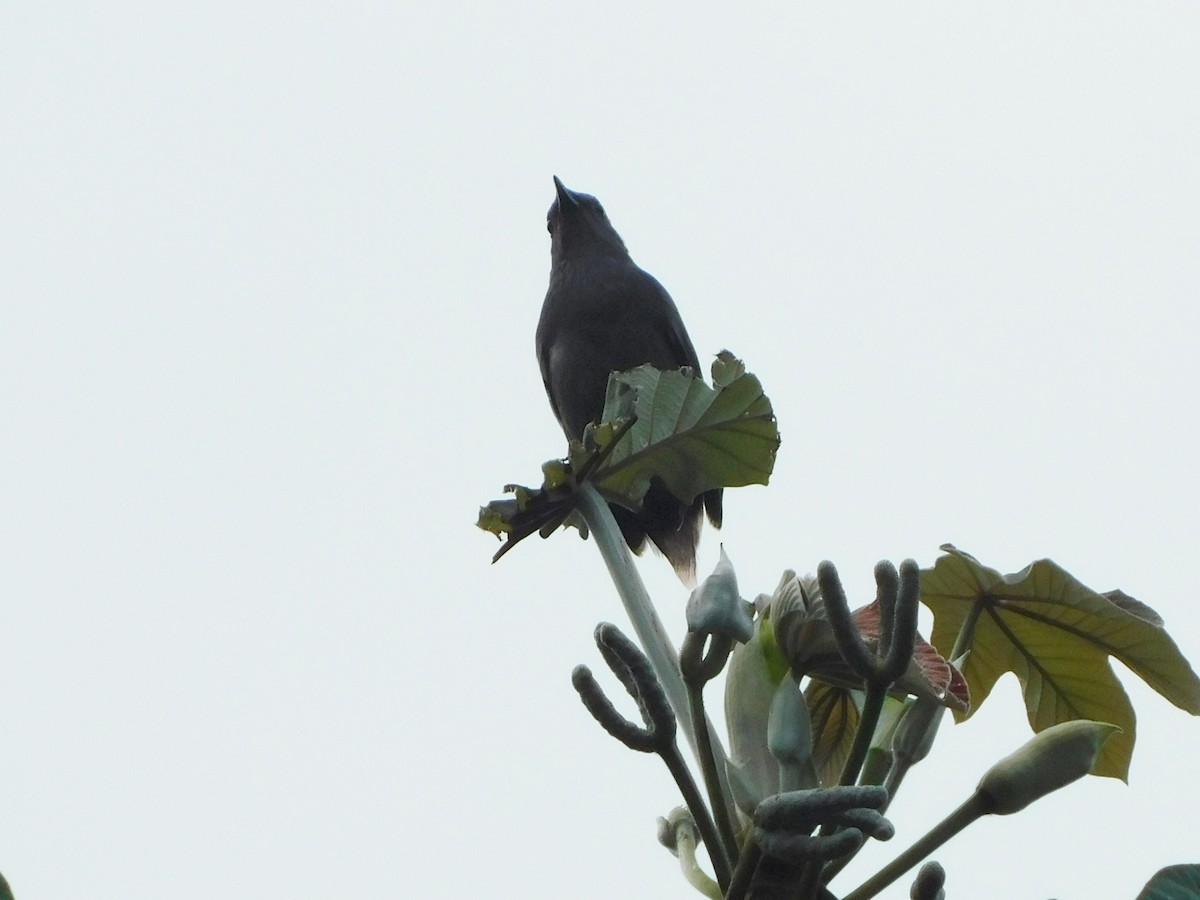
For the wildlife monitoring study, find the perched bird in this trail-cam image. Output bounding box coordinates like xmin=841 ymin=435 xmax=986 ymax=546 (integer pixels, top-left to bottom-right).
xmin=535 ymin=176 xmax=722 ymax=582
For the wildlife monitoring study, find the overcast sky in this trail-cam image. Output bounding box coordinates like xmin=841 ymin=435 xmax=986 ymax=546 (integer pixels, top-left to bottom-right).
xmin=3 ymin=3 xmax=1198 ymax=898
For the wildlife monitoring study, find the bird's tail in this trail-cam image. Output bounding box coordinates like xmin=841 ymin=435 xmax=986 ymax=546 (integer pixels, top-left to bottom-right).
xmin=612 ymin=483 xmax=722 ymax=587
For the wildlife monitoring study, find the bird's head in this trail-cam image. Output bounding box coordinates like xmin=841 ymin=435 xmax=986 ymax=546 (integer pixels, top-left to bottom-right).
xmin=547 ymin=176 xmax=629 ymax=265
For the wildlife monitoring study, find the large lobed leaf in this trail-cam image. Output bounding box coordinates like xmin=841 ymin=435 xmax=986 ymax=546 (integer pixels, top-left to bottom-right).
xmin=922 ymin=544 xmax=1200 ymax=780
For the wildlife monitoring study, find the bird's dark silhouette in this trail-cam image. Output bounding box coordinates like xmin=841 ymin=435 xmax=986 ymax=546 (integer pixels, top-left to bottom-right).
xmin=535 ymin=176 xmax=721 ymax=582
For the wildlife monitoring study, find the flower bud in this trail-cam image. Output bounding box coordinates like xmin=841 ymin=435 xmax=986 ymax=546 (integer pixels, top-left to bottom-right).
xmin=976 ymin=720 xmax=1120 ymax=815
xmin=686 ymin=546 xmax=753 ymax=642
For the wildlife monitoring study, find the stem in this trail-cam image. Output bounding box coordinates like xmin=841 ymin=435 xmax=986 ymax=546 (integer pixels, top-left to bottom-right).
xmin=950 ymin=598 xmax=985 ymax=661
xmin=688 ymin=679 xmax=740 ymax=870
xmin=881 ymin=757 xmax=910 ymax=808
xmin=858 ymin=746 xmax=892 ymax=787
xmin=801 ymin=682 xmax=890 ymax=893
xmin=576 ymin=483 xmax=740 ymax=833
xmin=669 ymin=817 xmax=722 ymax=899
xmin=838 ymin=683 xmax=888 ymax=787
xmin=662 ymin=744 xmax=733 ymax=892
xmin=723 ymin=836 xmax=762 ymax=900
xmin=795 ymin=861 xmax=821 ymax=900
xmin=841 ymin=793 xmax=988 ymax=900
xmin=577 ymin=483 xmax=696 ymax=746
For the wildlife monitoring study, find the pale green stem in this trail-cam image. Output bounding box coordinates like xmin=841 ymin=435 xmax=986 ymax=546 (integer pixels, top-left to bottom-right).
xmin=841 ymin=793 xmax=988 ymax=900
xmin=575 ymin=483 xmax=739 ymax=834
xmin=576 ymin=483 xmax=696 ymax=747
xmin=669 ymin=816 xmax=723 ymax=899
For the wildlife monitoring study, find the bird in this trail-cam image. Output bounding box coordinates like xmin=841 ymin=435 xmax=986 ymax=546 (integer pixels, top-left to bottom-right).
xmin=535 ymin=176 xmax=722 ymax=582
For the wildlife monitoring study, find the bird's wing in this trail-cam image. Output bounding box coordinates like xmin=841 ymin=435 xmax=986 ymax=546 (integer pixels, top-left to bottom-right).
xmin=534 ymin=308 xmax=565 ymax=427
xmin=646 ymin=279 xmax=702 ymax=372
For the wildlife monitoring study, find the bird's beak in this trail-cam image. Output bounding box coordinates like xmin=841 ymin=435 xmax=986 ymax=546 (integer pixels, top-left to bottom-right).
xmin=553 ymin=175 xmax=580 ymax=210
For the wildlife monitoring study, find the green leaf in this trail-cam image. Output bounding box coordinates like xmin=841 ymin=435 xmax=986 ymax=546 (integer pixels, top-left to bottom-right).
xmin=477 ymin=354 xmax=779 ymax=561
xmin=592 ymin=351 xmax=779 ymax=508
xmin=806 ymin=680 xmax=860 ymax=787
xmin=1137 ymin=864 xmax=1200 ymax=900
xmin=725 ymin=617 xmax=789 ymax=807
xmin=922 ymin=544 xmax=1200 ymax=780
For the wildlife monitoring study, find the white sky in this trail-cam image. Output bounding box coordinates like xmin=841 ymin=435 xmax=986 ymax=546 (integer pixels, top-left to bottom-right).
xmin=3 ymin=3 xmax=1198 ymax=898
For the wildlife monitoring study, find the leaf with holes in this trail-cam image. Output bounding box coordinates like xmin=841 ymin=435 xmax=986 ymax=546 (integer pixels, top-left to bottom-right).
xmin=477 ymin=353 xmax=778 ymax=561
xmin=592 ymin=350 xmax=779 ymax=507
